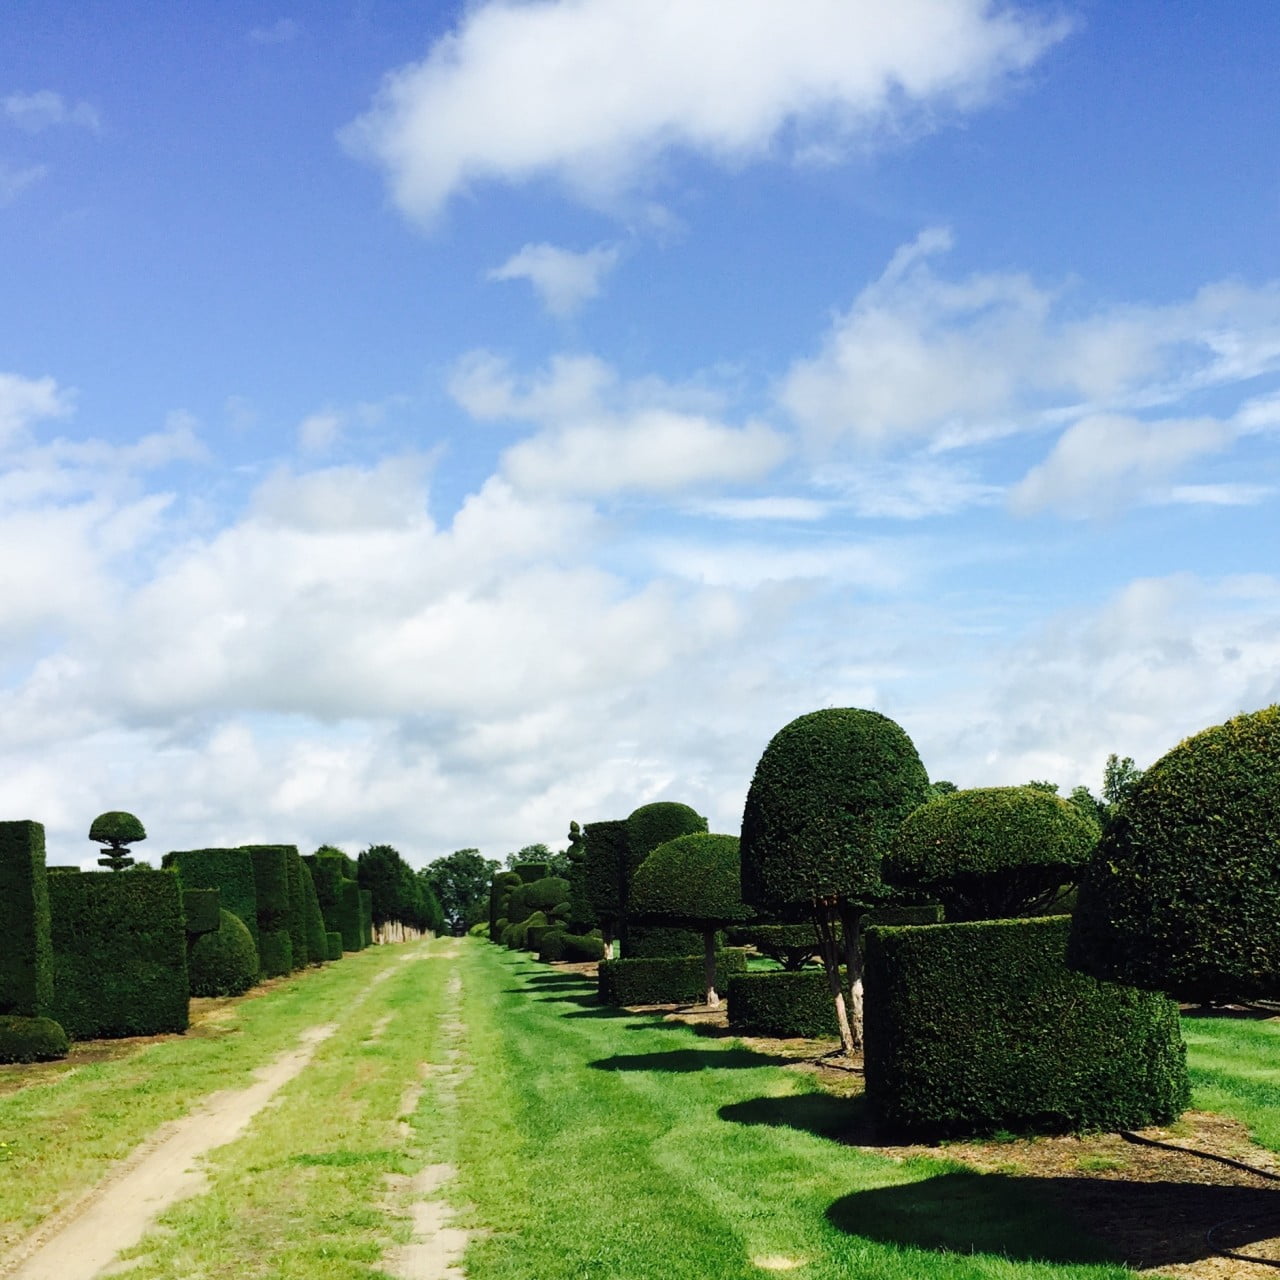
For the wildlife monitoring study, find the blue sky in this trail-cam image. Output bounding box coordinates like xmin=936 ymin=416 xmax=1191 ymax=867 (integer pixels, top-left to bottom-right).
xmin=3 ymin=0 xmax=1278 ymax=867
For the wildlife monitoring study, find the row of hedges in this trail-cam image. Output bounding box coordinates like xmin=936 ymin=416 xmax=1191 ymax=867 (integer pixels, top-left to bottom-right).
xmin=598 ymin=949 xmax=748 ymax=1006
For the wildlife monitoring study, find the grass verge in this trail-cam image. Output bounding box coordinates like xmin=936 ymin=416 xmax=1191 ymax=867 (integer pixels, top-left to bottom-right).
xmin=1183 ymin=1012 xmax=1280 ymax=1151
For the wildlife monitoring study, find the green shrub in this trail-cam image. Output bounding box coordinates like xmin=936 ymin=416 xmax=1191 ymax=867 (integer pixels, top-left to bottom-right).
xmin=188 ymin=909 xmax=259 ymax=997
xmin=626 ymin=802 xmax=707 ymax=870
xmin=467 ymin=920 xmax=489 ymax=937
xmin=505 ymin=921 xmax=530 ymax=950
xmin=181 ymin=887 xmax=221 ymax=938
xmin=90 ymin=810 xmax=146 ymax=871
xmin=339 ymin=879 xmax=362 ymax=951
xmin=582 ymin=819 xmax=629 ymax=936
xmin=629 ymin=833 xmax=749 ymax=928
xmin=541 ymin=929 xmax=608 ymax=963
xmin=507 ymin=877 xmax=571 ymax=923
xmin=740 ymin=709 xmax=930 ymax=912
xmin=727 ymin=923 xmax=820 ymax=970
xmin=598 ymin=949 xmax=748 ymax=1006
xmin=359 ymin=889 xmax=373 ymax=948
xmin=728 ymin=971 xmax=844 ymax=1037
xmin=304 ymin=853 xmax=346 ymax=936
xmin=244 ymin=845 xmax=290 ymax=938
xmin=325 ymin=930 xmax=343 ymax=961
xmin=489 ymin=871 xmax=522 ymax=940
xmin=887 ymin=787 xmax=1097 ymax=921
xmin=1069 ymin=705 xmax=1280 ymax=1002
xmin=48 ymin=869 xmax=189 ymax=1040
xmin=623 ymin=926 xmax=708 ymax=958
xmin=0 ymin=1014 xmax=68 ymax=1063
xmin=513 ymin=862 xmax=551 ymax=884
xmin=164 ymin=849 xmax=259 ymax=949
xmin=0 ymin=819 xmax=52 ymax=1018
xmin=301 ymin=862 xmax=328 ymax=965
xmin=283 ymin=847 xmax=309 ymax=966
xmin=864 ymin=917 xmax=1189 ymax=1138
xmin=863 ymin=904 xmax=944 ymax=927
xmin=258 ymin=929 xmax=293 ymax=979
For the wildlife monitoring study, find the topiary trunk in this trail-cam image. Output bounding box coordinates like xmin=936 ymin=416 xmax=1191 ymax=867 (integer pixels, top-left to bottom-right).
xmin=703 ymin=927 xmax=719 ymax=1007
xmin=837 ymin=901 xmax=866 ymax=1052
xmin=814 ymin=905 xmax=856 ymax=1057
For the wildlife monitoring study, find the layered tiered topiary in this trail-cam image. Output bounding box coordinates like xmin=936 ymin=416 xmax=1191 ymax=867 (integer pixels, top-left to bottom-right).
xmin=89 ymin=810 xmax=146 ymax=872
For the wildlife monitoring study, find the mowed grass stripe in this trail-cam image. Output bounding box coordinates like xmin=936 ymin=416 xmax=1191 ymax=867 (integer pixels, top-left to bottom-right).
xmin=1183 ymin=1013 xmax=1280 ymax=1151
xmin=0 ymin=942 xmax=415 ymax=1245
xmin=438 ymin=943 xmax=1133 ymax=1280
xmin=114 ymin=942 xmax=453 ymax=1280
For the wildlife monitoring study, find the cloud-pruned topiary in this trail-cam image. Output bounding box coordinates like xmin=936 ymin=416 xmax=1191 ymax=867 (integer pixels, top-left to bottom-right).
xmin=1069 ymin=705 xmax=1280 ymax=1002
xmin=740 ymin=708 xmax=930 ymax=1053
xmin=628 ymin=833 xmax=752 ymax=1005
xmin=188 ymin=908 xmax=260 ymax=997
xmin=90 ymin=811 xmax=147 ymax=871
xmin=886 ymin=786 xmax=1098 ymax=922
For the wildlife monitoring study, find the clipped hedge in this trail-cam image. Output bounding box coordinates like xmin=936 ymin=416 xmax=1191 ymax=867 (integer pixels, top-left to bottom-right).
xmin=181 ymin=887 xmax=221 ymax=938
xmin=582 ymin=819 xmax=629 ymax=928
xmin=48 ymin=869 xmax=190 ymax=1040
xmin=301 ymin=862 xmax=328 ymax=965
xmin=304 ymin=853 xmax=346 ymax=936
xmin=359 ymin=889 xmax=373 ymax=949
xmin=538 ymin=929 xmax=606 ymax=963
xmin=325 ymin=930 xmax=343 ymax=961
xmin=514 ymin=862 xmax=551 ymax=885
xmin=258 ymin=930 xmax=293 ymax=979
xmin=1070 ymin=705 xmax=1280 ymax=1002
xmin=624 ymin=925 xmax=708 ymax=958
xmin=0 ymin=819 xmax=52 ymax=1018
xmin=626 ymin=802 xmax=707 ymax=871
xmin=864 ymin=917 xmax=1189 ymax=1138
xmin=0 ymin=1014 xmax=68 ymax=1063
xmin=489 ymin=871 xmax=522 ymax=940
xmin=740 ymin=708 xmax=930 ymax=912
xmin=728 ymin=970 xmax=843 ymax=1038
xmin=887 ymin=787 xmax=1097 ymax=921
xmin=244 ymin=846 xmax=290 ymax=938
xmin=188 ymin=909 xmax=260 ymax=997
xmin=598 ymin=949 xmax=748 ymax=1006
xmin=283 ymin=847 xmax=309 ymax=967
xmin=508 ymin=877 xmax=570 ymax=924
xmin=164 ymin=849 xmax=259 ymax=949
xmin=339 ymin=879 xmax=362 ymax=952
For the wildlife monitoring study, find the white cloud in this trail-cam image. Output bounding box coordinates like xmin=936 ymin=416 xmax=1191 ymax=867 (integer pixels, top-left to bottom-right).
xmin=1008 ymin=413 xmax=1232 ymax=518
xmin=3 ymin=90 xmax=100 ymax=133
xmin=813 ymin=454 xmax=1000 ymax=518
xmin=488 ymin=242 xmax=621 ymax=316
xmin=0 ymin=372 xmax=71 ymax=443
xmin=689 ymin=496 xmax=829 ymax=522
xmin=0 ymin=161 xmax=48 ymax=205
xmin=780 ymin=230 xmax=1280 ymax=452
xmin=1166 ymin=483 xmax=1273 ymax=507
xmin=297 ymin=410 xmax=342 ymax=454
xmin=341 ymin=0 xmax=1065 ymax=220
xmin=450 ymin=351 xmax=788 ymax=497
xmin=248 ymin=18 xmax=301 ymax=45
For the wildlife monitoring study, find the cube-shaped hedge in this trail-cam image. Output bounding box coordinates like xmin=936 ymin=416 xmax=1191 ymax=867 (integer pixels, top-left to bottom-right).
xmin=339 ymin=879 xmax=362 ymax=951
xmin=48 ymin=869 xmax=189 ymax=1040
xmin=244 ymin=846 xmax=290 ymax=938
xmin=181 ymin=887 xmax=221 ymax=938
xmin=359 ymin=888 xmax=373 ymax=948
xmin=301 ymin=861 xmax=328 ymax=965
xmin=0 ymin=820 xmax=52 ymax=1019
xmin=598 ymin=949 xmax=748 ymax=1006
xmin=163 ymin=849 xmax=259 ymax=949
xmin=864 ymin=916 xmax=1188 ymax=1137
xmin=727 ymin=970 xmax=844 ymax=1038
xmin=284 ymin=846 xmax=309 ymax=967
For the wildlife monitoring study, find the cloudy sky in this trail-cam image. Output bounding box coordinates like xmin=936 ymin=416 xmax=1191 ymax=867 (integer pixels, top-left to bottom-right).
xmin=4 ymin=1 xmax=1278 ymax=868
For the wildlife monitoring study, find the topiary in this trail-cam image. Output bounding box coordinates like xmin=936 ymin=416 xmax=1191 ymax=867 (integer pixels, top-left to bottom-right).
xmin=1069 ymin=705 xmax=1280 ymax=1002
xmin=507 ymin=877 xmax=570 ymax=924
xmin=89 ymin=811 xmax=146 ymax=872
xmin=886 ymin=786 xmax=1098 ymax=921
xmin=629 ymin=833 xmax=752 ymax=1005
xmin=739 ymin=708 xmax=930 ymax=1053
xmin=0 ymin=1014 xmax=69 ymax=1063
xmin=188 ymin=909 xmax=260 ymax=997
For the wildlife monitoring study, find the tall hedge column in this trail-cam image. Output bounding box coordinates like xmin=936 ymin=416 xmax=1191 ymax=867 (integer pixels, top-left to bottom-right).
xmin=0 ymin=820 xmax=53 ymax=1019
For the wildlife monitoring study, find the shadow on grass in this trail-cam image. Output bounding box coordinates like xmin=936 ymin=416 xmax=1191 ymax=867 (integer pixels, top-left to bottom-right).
xmin=531 ymin=993 xmax=606 ymax=1008
xmin=561 ymin=1006 xmax=635 ymax=1020
xmin=624 ymin=1019 xmax=737 ymax=1039
xmin=720 ymin=1091 xmax=879 ymax=1145
xmin=826 ymin=1173 xmax=1280 ymax=1271
xmin=590 ymin=1047 xmax=792 ymax=1072
xmin=523 ymin=974 xmax=590 ymax=988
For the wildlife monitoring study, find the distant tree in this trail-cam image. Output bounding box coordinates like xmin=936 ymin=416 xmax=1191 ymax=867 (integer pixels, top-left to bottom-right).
xmin=506 ymin=842 xmax=571 ymax=878
xmin=929 ymin=780 xmax=958 ymax=798
xmin=1068 ymin=784 xmax=1106 ymax=830
xmin=1102 ymin=753 xmax=1144 ymax=812
xmin=425 ymin=848 xmax=501 ymax=935
xmin=89 ymin=811 xmax=146 ymax=872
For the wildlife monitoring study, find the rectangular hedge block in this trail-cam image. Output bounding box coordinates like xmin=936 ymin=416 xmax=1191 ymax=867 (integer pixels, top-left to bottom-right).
xmin=301 ymin=861 xmax=328 ymax=965
xmin=48 ymin=869 xmax=189 ymax=1040
xmin=244 ymin=846 xmax=290 ymax=937
xmin=339 ymin=879 xmax=362 ymax=952
xmin=864 ymin=916 xmax=1189 ymax=1138
xmin=283 ymin=846 xmax=308 ymax=967
xmin=359 ymin=888 xmax=373 ymax=949
xmin=257 ymin=929 xmax=293 ymax=979
xmin=182 ymin=887 xmax=221 ymax=938
xmin=727 ymin=970 xmax=844 ymax=1039
xmin=325 ymin=930 xmax=343 ymax=961
xmin=163 ymin=849 xmax=259 ymax=949
xmin=598 ymin=949 xmax=747 ymax=1006
xmin=304 ymin=854 xmax=345 ymax=935
xmin=0 ymin=820 xmax=52 ymax=1018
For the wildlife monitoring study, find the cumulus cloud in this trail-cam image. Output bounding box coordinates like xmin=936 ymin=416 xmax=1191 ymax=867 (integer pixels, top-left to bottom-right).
xmin=0 ymin=161 xmax=47 ymax=205
xmin=780 ymin=230 xmax=1280 ymax=452
xmin=341 ymin=0 xmax=1065 ymax=220
xmin=2 ymin=89 xmax=101 ymax=133
xmin=0 ymin=372 xmax=71 ymax=444
xmin=450 ymin=351 xmax=789 ymax=496
xmin=813 ymin=454 xmax=1001 ymax=518
xmin=248 ymin=18 xmax=300 ymax=45
xmin=297 ymin=410 xmax=342 ymax=455
xmin=488 ymin=242 xmax=621 ymax=316
xmin=1008 ymin=413 xmax=1233 ymax=518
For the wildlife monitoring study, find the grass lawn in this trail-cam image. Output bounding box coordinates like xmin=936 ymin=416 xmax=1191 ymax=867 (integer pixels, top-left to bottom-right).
xmin=1183 ymin=1011 xmax=1280 ymax=1151
xmin=431 ymin=943 xmax=1135 ymax=1280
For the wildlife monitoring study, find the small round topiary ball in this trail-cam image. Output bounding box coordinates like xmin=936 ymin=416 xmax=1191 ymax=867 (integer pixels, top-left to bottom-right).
xmin=0 ymin=1015 xmax=70 ymax=1063
xmin=188 ymin=909 xmax=260 ymax=997
xmin=1069 ymin=704 xmax=1280 ymax=1002
xmin=89 ymin=811 xmax=147 ymax=846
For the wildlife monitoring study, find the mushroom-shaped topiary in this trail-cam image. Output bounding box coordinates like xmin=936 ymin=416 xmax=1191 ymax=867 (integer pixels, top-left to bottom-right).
xmin=629 ymin=833 xmax=752 ymax=1006
xmin=740 ymin=708 xmax=930 ymax=1053
xmin=89 ymin=811 xmax=147 ymax=872
xmin=885 ymin=786 xmax=1098 ymax=922
xmin=1069 ymin=705 xmax=1280 ymax=1003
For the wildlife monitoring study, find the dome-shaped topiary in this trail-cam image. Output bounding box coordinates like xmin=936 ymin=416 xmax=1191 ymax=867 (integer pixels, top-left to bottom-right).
xmin=188 ymin=909 xmax=260 ymax=997
xmin=629 ymin=833 xmax=752 ymax=928
xmin=626 ymin=802 xmax=707 ymax=871
xmin=0 ymin=1015 xmax=69 ymax=1063
xmin=89 ymin=810 xmax=147 ymax=871
xmin=740 ymin=709 xmax=930 ymax=911
xmin=1069 ymin=705 xmax=1280 ymax=1002
xmin=886 ymin=786 xmax=1098 ymax=921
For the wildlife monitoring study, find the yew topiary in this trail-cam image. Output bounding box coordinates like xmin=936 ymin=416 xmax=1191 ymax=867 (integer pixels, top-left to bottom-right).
xmin=629 ymin=833 xmax=752 ymax=1005
xmin=90 ymin=811 xmax=146 ymax=872
xmin=740 ymin=708 xmax=930 ymax=1053
xmin=886 ymin=786 xmax=1097 ymax=922
xmin=188 ymin=909 xmax=260 ymax=997
xmin=1069 ymin=705 xmax=1280 ymax=1002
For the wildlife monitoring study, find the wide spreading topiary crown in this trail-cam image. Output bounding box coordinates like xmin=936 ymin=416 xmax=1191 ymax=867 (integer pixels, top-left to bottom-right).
xmin=89 ymin=811 xmax=147 ymax=847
